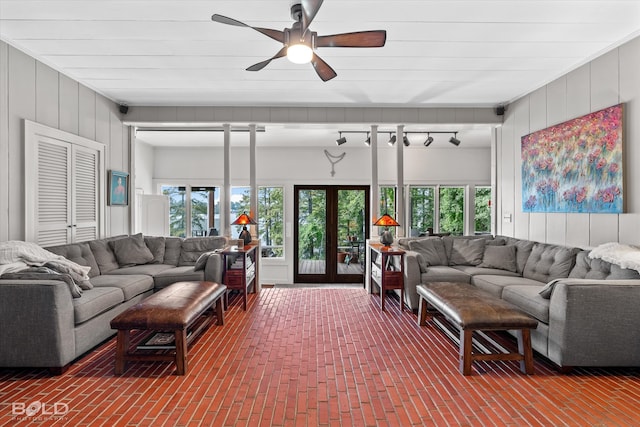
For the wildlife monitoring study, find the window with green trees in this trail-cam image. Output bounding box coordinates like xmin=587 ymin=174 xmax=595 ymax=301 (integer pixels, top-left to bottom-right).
xmin=474 ymin=186 xmax=492 ymax=234
xmin=162 ymin=185 xmax=187 ymax=237
xmin=409 ymin=186 xmax=435 ymax=236
xmin=379 ymin=186 xmax=396 ymax=216
xmin=258 ymin=187 xmax=284 ymax=258
xmin=439 ymin=186 xmax=465 ymax=235
xmin=162 ymin=185 xmax=219 ymax=237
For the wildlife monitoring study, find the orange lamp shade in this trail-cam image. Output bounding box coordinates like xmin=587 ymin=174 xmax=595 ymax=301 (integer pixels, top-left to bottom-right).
xmin=232 ymin=212 xmax=257 ymax=225
xmin=373 ymin=213 xmax=399 ymax=227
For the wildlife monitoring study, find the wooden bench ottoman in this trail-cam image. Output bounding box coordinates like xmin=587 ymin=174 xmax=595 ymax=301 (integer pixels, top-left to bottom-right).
xmin=110 ymin=281 xmax=226 ymax=375
xmin=417 ymin=282 xmax=538 ymax=375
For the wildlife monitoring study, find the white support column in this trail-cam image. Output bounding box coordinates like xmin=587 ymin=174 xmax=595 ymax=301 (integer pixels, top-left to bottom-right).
xmin=249 ymin=124 xmax=258 ymax=239
xmin=370 ymin=125 xmax=379 ymax=238
xmin=396 ymin=124 xmax=405 ymax=238
xmin=223 ymin=124 xmax=231 ymax=238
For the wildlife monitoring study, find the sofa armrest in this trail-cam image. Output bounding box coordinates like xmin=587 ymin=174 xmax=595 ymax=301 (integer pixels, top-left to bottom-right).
xmin=0 ymin=280 xmax=76 ymax=368
xmin=203 ymin=253 xmax=223 ymax=284
xmin=403 ymin=250 xmax=423 ymax=310
xmin=548 ymin=279 xmax=640 ymax=368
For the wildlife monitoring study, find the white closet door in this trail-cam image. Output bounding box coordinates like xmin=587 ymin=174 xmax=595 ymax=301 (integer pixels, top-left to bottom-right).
xmin=72 ymin=145 xmax=100 ymax=242
xmin=36 ymin=136 xmax=73 ymax=246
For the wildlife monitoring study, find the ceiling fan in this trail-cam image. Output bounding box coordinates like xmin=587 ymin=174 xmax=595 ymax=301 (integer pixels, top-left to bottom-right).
xmin=211 ymin=0 xmax=387 ymax=82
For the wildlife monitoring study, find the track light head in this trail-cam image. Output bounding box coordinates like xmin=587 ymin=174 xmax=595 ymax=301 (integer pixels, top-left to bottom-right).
xmin=424 ymin=135 xmax=434 ymax=147
xmin=388 ymin=134 xmax=396 ymax=146
xmin=336 ymin=133 xmax=347 ymax=146
xmin=449 ymin=133 xmax=461 ymax=146
xmin=364 ymin=134 xmax=371 ymax=146
xmin=403 ymin=135 xmax=410 ymax=146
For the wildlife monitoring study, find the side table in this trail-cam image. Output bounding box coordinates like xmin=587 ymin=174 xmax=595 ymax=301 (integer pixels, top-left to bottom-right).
xmin=369 ymin=243 xmax=405 ymax=311
xmin=222 ymin=243 xmax=259 ymax=310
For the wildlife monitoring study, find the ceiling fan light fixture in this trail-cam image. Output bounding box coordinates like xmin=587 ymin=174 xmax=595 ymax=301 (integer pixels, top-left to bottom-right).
xmin=287 ymin=43 xmax=313 ymax=64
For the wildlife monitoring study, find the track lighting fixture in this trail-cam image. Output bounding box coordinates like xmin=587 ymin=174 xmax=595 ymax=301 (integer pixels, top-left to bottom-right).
xmin=364 ymin=133 xmax=371 ymax=146
xmin=388 ymin=134 xmax=396 ymax=146
xmin=449 ymin=132 xmax=461 ymax=146
xmin=424 ymin=134 xmax=434 ymax=147
xmin=403 ymin=135 xmax=410 ymax=146
xmin=336 ymin=133 xmax=347 ymax=145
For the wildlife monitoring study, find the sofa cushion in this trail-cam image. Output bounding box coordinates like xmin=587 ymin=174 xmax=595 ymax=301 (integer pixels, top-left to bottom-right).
xmin=144 ymin=236 xmax=166 ymax=264
xmin=471 ymin=275 xmax=543 ymax=298
xmin=179 ymin=237 xmax=227 ymax=266
xmin=89 ymin=236 xmax=126 ymax=274
xmin=497 ymin=236 xmax=535 ymax=274
xmin=104 ymin=264 xmax=176 ymax=277
xmin=523 ymin=243 xmax=580 ymax=283
xmin=152 ymin=266 xmax=205 ymax=289
xmin=449 ymin=238 xmax=486 ymax=266
xmin=502 ymin=285 xmax=550 ymax=323
xmin=163 ymin=237 xmax=182 ymax=266
xmin=478 ymin=244 xmax=517 ymax=272
xmin=45 ymin=242 xmax=100 ymax=279
xmin=569 ymin=251 xmax=640 ymax=280
xmin=109 ymin=233 xmax=154 ymax=267
xmin=420 ymin=266 xmax=471 ymax=284
xmin=453 ymin=265 xmax=520 ymax=278
xmin=408 ymin=238 xmax=448 ymax=271
xmin=73 ymin=286 xmax=124 ymax=324
xmin=89 ymin=274 xmax=155 ymax=301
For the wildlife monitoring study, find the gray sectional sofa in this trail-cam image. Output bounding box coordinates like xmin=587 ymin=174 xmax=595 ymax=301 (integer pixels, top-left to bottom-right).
xmin=0 ymin=233 xmax=228 ymax=373
xmin=396 ymin=235 xmax=640 ymax=370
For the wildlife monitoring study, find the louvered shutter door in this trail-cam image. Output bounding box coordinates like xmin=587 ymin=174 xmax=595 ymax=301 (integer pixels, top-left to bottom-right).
xmin=36 ymin=137 xmax=72 ymax=246
xmin=72 ymin=145 xmax=99 ymax=242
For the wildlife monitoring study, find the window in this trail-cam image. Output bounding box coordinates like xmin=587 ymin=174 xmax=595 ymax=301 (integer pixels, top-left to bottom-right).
xmin=474 ymin=186 xmax=492 ymax=235
xmin=379 ymin=186 xmax=396 ymax=216
xmin=230 ymin=186 xmax=251 ymax=238
xmin=162 ymin=186 xmax=187 ymax=237
xmin=439 ymin=186 xmax=465 ymax=235
xmin=409 ymin=186 xmax=435 ymax=236
xmin=258 ymin=186 xmax=284 ymax=258
xmin=161 ymin=185 xmax=219 ymax=237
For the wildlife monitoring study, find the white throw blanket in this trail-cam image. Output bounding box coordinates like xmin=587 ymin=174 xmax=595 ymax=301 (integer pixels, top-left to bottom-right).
xmin=0 ymin=240 xmax=91 ymax=286
xmin=588 ymin=242 xmax=640 ymax=273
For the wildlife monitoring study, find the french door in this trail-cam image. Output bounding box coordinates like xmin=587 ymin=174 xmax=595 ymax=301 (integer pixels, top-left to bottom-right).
xmin=294 ymin=185 xmax=369 ymax=284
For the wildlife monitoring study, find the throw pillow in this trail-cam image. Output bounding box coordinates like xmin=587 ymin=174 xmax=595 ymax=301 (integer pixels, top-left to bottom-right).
xmin=110 ymin=233 xmax=154 ymax=267
xmin=144 ymin=236 xmax=166 ymax=264
xmin=193 ymin=249 xmax=223 ymax=271
xmin=538 ymin=278 xmax=563 ymax=299
xmin=449 ymin=238 xmax=486 ymax=266
xmin=408 ymin=238 xmax=447 ymax=272
xmin=478 ymin=245 xmax=517 ymax=272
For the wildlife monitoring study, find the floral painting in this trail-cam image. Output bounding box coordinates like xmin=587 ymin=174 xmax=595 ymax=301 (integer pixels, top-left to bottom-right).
xmin=521 ymin=104 xmax=623 ymax=213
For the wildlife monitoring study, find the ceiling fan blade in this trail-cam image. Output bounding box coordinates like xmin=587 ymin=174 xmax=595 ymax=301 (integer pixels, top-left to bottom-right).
xmin=300 ymin=0 xmax=323 ymax=34
xmin=211 ymin=14 xmax=285 ymax=43
xmin=246 ymin=47 xmax=287 ymax=72
xmin=316 ymin=30 xmax=387 ymax=48
xmin=311 ymin=53 xmax=337 ymax=82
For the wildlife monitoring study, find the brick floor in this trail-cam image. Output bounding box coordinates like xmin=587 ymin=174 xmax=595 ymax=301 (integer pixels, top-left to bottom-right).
xmin=0 ymin=288 xmax=639 ymax=426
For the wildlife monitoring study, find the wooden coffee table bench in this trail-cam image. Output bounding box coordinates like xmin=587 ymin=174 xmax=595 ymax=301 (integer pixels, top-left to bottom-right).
xmin=110 ymin=281 xmax=226 ymax=375
xmin=417 ymin=282 xmax=538 ymax=375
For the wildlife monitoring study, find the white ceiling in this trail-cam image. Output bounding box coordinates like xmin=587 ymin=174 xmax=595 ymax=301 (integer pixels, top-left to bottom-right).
xmin=2 ymin=0 xmax=640 ymax=148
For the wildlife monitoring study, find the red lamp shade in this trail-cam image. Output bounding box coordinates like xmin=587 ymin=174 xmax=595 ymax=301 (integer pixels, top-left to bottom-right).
xmin=231 ymin=212 xmax=257 ymax=226
xmin=373 ymin=213 xmax=399 ymax=227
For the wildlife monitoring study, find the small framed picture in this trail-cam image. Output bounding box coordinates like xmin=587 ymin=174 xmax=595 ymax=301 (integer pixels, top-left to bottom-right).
xmin=108 ymin=170 xmax=129 ymax=206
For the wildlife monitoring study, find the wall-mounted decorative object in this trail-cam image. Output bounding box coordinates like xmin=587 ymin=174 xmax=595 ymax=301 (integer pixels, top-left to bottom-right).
xmin=108 ymin=170 xmax=129 ymax=206
xmin=521 ymin=104 xmax=623 ymax=213
xmin=324 ymin=150 xmax=346 ymax=177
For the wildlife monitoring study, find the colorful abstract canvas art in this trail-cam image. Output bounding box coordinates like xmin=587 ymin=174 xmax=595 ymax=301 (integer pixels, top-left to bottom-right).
xmin=521 ymin=104 xmax=623 ymax=213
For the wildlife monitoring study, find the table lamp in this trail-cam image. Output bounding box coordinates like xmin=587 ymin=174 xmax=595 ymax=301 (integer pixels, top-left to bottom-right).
xmin=232 ymin=211 xmax=257 ymax=245
xmin=373 ymin=213 xmax=399 ymax=247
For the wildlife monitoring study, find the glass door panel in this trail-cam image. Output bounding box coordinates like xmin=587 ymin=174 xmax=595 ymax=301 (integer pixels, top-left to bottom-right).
xmin=337 ymin=189 xmax=366 ymax=276
xmin=297 ymin=188 xmax=327 ymax=276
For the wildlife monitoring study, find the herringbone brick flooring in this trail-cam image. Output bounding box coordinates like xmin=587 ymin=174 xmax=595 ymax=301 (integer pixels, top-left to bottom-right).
xmin=1 ymin=288 xmax=639 ymax=426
